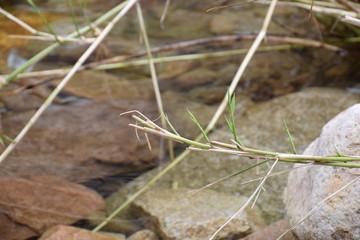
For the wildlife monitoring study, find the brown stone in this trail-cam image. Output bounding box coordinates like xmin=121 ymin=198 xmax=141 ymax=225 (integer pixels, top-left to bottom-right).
xmin=0 ymin=213 xmax=38 ymax=240
xmin=55 ymin=71 xmax=154 ymax=101
xmin=2 ymin=100 xmax=160 ymax=182
xmin=241 ymin=219 xmax=297 ymax=240
xmin=127 ymin=229 xmax=159 ymax=240
xmin=175 ymin=68 xmax=217 ymax=89
xmin=39 ymin=225 xmax=122 ymax=240
xmin=0 ymin=174 xmax=104 ymax=233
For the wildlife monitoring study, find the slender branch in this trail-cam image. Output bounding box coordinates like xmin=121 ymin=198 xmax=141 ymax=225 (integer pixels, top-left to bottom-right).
xmin=261 ymin=1 xmax=358 ymax=17
xmin=8 ymin=34 xmax=96 ymax=43
xmin=0 ymin=7 xmax=53 ymax=37
xmin=336 ymin=0 xmax=360 ymax=13
xmin=341 ymin=15 xmax=360 ymax=27
xmin=2 ymin=33 xmax=343 ymax=82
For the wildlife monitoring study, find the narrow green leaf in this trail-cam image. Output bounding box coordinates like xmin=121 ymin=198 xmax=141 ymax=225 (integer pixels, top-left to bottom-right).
xmin=191 ymin=159 xmax=271 ymax=193
xmin=27 ymin=0 xmax=62 ymax=43
xmin=67 ymin=0 xmax=80 ymax=37
xmin=0 ymin=137 xmax=4 ymax=146
xmin=161 ymin=112 xmax=180 ymax=136
xmin=283 ymin=119 xmax=296 ymax=154
xmin=225 ymin=116 xmax=243 ymax=147
xmin=187 ymin=109 xmax=210 ymax=143
xmin=228 ymin=159 xmax=270 ymax=178
xmin=333 ymin=145 xmax=343 ymax=157
xmin=81 ymin=0 xmax=95 ymax=35
xmin=231 ymin=115 xmax=243 ymax=146
xmin=3 ymin=135 xmax=14 ymax=143
xmin=227 ymin=90 xmax=236 ymax=116
xmin=225 ymin=116 xmax=234 ymax=132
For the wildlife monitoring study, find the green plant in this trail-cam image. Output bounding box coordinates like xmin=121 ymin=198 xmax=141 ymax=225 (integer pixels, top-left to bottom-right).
xmin=130 ymin=97 xmax=360 ymax=169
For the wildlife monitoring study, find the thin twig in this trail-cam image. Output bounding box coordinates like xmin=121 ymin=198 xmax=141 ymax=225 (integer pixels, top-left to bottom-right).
xmin=1 ymin=33 xmax=344 ymax=96
xmin=160 ymin=0 xmax=171 ymax=28
xmin=262 ymin=1 xmax=358 ymax=17
xmin=8 ymin=34 xmax=96 ymax=43
xmin=336 ymin=0 xmax=360 ymax=13
xmin=136 ymin=2 xmax=171 ymax=161
xmin=341 ymin=15 xmax=360 ymax=27
xmin=4 ymin=33 xmax=343 ymax=82
xmin=0 ymin=7 xmax=53 ymax=37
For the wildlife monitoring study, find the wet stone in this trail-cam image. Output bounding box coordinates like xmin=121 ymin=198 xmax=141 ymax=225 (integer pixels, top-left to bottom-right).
xmin=0 ymin=174 xmax=104 ymax=233
xmin=2 ymin=99 xmax=160 ymax=182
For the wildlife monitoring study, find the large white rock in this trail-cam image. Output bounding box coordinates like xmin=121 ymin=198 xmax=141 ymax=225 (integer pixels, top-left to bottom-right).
xmin=284 ymin=104 xmax=360 ymax=240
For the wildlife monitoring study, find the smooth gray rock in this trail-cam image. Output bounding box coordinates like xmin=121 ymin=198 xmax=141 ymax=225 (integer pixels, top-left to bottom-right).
xmin=284 ymin=104 xmax=360 ymax=240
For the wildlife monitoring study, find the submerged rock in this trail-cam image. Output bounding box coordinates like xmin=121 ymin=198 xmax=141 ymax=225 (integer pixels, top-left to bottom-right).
xmin=175 ymin=68 xmax=217 ymax=90
xmin=55 ymin=71 xmax=154 ymax=101
xmin=2 ymin=99 xmax=160 ymax=182
xmin=106 ymin=87 xmax=360 ymax=226
xmin=284 ymin=104 xmax=360 ymax=240
xmin=133 ymin=189 xmax=264 ymax=240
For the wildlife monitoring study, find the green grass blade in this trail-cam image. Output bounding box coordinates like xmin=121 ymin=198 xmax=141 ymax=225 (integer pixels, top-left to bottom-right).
xmin=226 ymin=159 xmax=270 ymax=179
xmin=227 ymin=90 xmax=236 ymax=116
xmin=283 ymin=119 xmax=296 ymax=154
xmin=81 ymin=0 xmax=95 ymax=35
xmin=333 ymin=145 xmax=343 ymax=157
xmin=225 ymin=90 xmax=243 ymax=147
xmin=27 ymin=0 xmax=61 ymax=43
xmin=187 ymin=109 xmax=210 ymax=143
xmin=191 ymin=159 xmax=271 ymax=193
xmin=225 ymin=115 xmax=241 ymax=145
xmin=161 ymin=112 xmax=180 ymax=136
xmin=67 ymin=0 xmax=81 ymax=37
xmin=3 ymin=135 xmax=14 ymax=143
